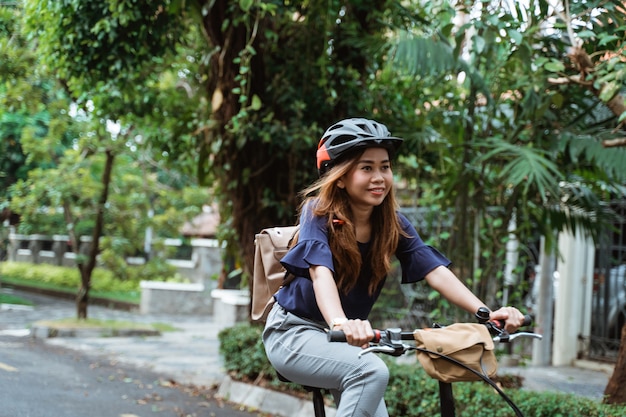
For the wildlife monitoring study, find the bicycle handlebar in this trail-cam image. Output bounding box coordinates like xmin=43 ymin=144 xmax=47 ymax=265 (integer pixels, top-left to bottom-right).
xmin=327 ymin=328 xmax=410 ymax=343
xmin=327 ymin=310 xmax=537 ymax=345
xmin=325 ymin=309 xmax=539 ymax=416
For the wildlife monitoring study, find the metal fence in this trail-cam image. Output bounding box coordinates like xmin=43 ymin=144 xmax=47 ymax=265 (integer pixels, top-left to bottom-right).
xmin=587 ymin=200 xmax=626 ymax=362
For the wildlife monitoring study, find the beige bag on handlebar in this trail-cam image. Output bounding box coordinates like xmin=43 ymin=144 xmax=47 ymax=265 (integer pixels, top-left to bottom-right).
xmin=413 ymin=323 xmax=497 ymax=383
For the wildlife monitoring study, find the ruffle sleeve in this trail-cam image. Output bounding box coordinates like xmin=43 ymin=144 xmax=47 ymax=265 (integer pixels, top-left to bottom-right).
xmin=396 ymin=212 xmax=452 ymax=284
xmin=280 ymin=239 xmax=334 ymax=279
xmin=398 ymin=245 xmax=451 ymax=284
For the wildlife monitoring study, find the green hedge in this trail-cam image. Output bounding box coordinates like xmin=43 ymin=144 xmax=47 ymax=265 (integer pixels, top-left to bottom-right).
xmin=218 ymin=322 xmax=304 ymax=393
xmin=0 ymin=261 xmax=138 ymax=292
xmin=0 ymin=261 xmax=193 ymax=304
xmin=218 ymin=323 xmax=626 ymax=417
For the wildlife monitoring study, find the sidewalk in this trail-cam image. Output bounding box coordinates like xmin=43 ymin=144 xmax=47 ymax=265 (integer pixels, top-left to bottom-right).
xmin=0 ymin=289 xmax=615 ymax=416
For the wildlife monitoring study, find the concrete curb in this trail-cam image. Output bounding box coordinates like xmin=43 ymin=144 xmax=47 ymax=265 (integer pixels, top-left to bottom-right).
xmin=216 ymin=376 xmax=337 ymax=417
xmin=31 ymin=323 xmax=161 ymax=339
xmin=573 ymin=359 xmax=615 ymax=375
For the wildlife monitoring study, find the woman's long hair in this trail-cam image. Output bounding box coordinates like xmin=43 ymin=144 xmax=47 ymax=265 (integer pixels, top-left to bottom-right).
xmin=298 ymin=149 xmax=405 ymax=295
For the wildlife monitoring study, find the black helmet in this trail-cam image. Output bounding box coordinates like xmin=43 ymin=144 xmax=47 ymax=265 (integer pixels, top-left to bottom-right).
xmin=316 ymin=118 xmax=403 ymax=176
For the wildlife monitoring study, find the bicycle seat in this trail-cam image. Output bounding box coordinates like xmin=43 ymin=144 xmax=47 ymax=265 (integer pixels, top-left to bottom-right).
xmin=276 ymin=371 xmax=327 ymax=417
xmin=276 ymin=371 xmax=324 ymax=393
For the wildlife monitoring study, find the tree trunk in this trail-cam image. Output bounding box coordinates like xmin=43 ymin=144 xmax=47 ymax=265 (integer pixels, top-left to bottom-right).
xmin=76 ymin=149 xmax=115 ymax=319
xmin=198 ymin=0 xmax=384 ymax=284
xmin=450 ymin=84 xmax=478 ymax=300
xmin=604 ymin=323 xmax=626 ymax=404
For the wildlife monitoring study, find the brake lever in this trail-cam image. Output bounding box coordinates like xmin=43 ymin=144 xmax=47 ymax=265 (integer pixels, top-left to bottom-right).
xmin=358 ymin=345 xmax=397 ymax=357
xmin=358 ymin=341 xmax=411 ymax=357
xmin=497 ymin=332 xmax=543 ymax=343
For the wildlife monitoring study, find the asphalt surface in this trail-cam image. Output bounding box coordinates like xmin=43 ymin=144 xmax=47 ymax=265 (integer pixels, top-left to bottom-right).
xmin=0 ymin=288 xmax=616 ymax=416
xmin=0 ymin=336 xmax=260 ymax=417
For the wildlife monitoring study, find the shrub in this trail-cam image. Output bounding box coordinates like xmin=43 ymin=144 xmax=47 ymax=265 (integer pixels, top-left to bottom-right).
xmin=218 ymin=323 xmax=273 ymax=381
xmin=218 ymin=323 xmax=314 ymax=394
xmin=0 ymin=261 xmax=122 ymax=290
xmin=0 ymin=261 xmax=183 ymax=294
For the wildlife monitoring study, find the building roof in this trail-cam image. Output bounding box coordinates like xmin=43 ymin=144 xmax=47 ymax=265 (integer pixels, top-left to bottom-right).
xmin=180 ymin=205 xmax=220 ymax=238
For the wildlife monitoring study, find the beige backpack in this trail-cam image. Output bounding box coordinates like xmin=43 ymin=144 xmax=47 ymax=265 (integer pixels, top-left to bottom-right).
xmin=250 ymin=226 xmax=299 ymax=322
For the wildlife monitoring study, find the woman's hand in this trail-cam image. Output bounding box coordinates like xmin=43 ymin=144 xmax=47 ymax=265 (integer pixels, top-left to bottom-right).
xmin=490 ymin=306 xmax=527 ymax=333
xmin=334 ymin=319 xmax=374 ymax=349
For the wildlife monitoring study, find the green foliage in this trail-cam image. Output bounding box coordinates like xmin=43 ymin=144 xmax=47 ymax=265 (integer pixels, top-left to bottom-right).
xmin=385 ymin=360 xmax=440 ymax=415
xmin=9 ymin=148 xmax=206 ymax=256
xmin=385 ymin=0 xmax=626 ymax=309
xmin=23 ymin=0 xmax=184 ymax=119
xmin=0 ymin=260 xmax=184 ymax=294
xmin=1 ymin=261 xmax=132 ymax=291
xmin=7 ymin=0 xmax=626 ymax=332
xmin=218 ymin=323 xmax=276 ymax=381
xmin=0 ymin=292 xmax=34 ymax=306
xmin=218 ymin=323 xmax=626 ymax=417
xmin=217 ymin=322 xmax=320 ymax=395
xmin=4 ymin=1 xmax=210 ymax=319
xmin=0 ymin=5 xmax=75 ymax=203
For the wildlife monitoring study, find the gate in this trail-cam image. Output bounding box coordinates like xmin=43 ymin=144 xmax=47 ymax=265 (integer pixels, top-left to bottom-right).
xmin=588 ymin=200 xmax=626 ymax=362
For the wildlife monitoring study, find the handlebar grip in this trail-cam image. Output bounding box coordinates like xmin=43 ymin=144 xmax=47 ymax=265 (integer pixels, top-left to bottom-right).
xmin=522 ymin=314 xmax=533 ymax=327
xmin=477 ymin=307 xmax=533 ymax=328
xmin=493 ymin=314 xmax=533 ymax=329
xmin=327 ymin=330 xmax=347 ymax=342
xmin=327 ymin=329 xmax=382 ymax=343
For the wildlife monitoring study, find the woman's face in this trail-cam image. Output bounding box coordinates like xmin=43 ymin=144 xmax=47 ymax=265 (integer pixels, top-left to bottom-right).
xmin=337 ymin=147 xmax=393 ymax=210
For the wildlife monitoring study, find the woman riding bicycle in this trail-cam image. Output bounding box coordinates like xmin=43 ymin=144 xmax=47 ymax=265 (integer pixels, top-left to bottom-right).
xmin=262 ymin=118 xmax=526 ymax=417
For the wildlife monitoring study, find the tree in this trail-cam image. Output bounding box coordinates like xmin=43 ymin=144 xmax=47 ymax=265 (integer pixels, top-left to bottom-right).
xmin=0 ymin=5 xmax=73 ymax=220
xmin=19 ymin=0 xmax=193 ymax=318
xmin=185 ymin=0 xmax=419 ymax=280
xmin=390 ymin=0 xmax=626 ymax=403
xmin=21 ymin=0 xmax=424 ymax=287
xmin=606 ymin=324 xmax=626 ymax=403
xmin=17 ymin=0 xmax=626 ymax=399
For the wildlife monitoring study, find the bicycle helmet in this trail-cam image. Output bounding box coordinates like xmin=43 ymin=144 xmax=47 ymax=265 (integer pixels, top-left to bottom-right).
xmin=316 ymin=118 xmax=403 ymax=176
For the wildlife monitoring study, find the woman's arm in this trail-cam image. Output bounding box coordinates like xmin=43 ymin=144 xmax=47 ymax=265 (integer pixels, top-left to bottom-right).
xmin=310 ymin=265 xmax=373 ymax=347
xmin=310 ymin=265 xmax=345 ymax=325
xmin=425 ymin=265 xmax=526 ymax=332
xmin=425 ymin=265 xmax=486 ymax=313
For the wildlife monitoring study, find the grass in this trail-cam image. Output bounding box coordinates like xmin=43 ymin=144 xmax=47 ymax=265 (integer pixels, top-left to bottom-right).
xmin=33 ymin=317 xmax=177 ymax=332
xmin=0 ymin=292 xmax=34 ymax=306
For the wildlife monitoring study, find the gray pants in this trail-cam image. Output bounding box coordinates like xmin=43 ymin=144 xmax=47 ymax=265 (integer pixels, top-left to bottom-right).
xmin=262 ymin=304 xmax=389 ymax=417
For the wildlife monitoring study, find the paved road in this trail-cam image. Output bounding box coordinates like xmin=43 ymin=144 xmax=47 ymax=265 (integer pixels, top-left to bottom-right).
xmin=0 ymin=334 xmax=262 ymax=417
xmin=0 ymin=289 xmax=227 ymax=388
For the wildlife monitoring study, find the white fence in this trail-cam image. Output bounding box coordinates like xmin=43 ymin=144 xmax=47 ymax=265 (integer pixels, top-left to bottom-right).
xmin=6 ymin=233 xmax=224 ymax=285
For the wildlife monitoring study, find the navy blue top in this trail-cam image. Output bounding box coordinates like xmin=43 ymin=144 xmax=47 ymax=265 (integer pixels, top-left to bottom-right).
xmin=274 ymin=202 xmax=451 ymax=322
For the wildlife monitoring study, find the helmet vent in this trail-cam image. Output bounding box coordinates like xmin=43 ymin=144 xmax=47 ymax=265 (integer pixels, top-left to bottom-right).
xmin=332 ymin=134 xmax=357 ymax=146
xmin=356 ymin=123 xmax=376 ymax=136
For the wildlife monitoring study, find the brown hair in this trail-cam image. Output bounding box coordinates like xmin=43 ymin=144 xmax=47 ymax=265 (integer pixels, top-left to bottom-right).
xmin=298 ymin=149 xmax=405 ymax=295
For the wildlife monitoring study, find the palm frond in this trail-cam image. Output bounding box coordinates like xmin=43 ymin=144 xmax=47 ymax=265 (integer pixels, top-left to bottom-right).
xmin=536 ymin=179 xmax=622 ymax=245
xmin=475 ymin=141 xmax=562 ymax=202
xmin=391 ymin=32 xmax=457 ymax=78
xmin=561 ymin=133 xmax=626 ymax=182
xmin=390 ymin=31 xmax=491 ymax=104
